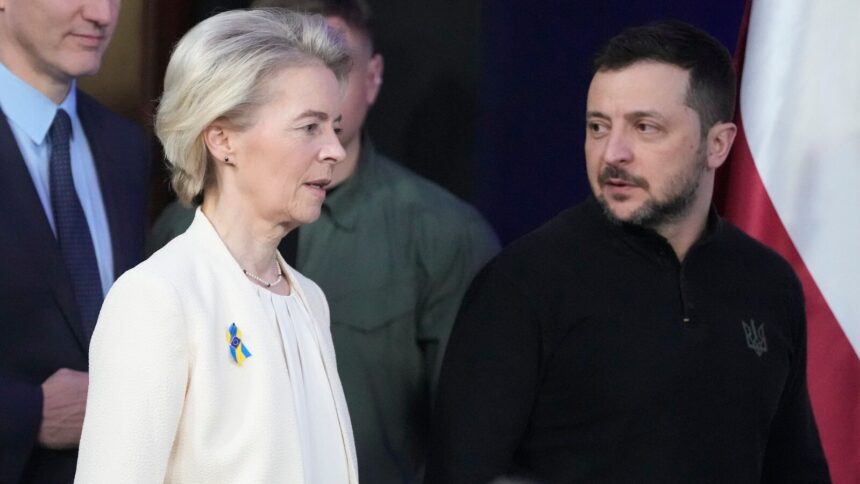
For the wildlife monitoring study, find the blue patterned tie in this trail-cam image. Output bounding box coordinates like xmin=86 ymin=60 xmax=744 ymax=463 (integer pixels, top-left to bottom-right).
xmin=49 ymin=109 xmax=103 ymax=340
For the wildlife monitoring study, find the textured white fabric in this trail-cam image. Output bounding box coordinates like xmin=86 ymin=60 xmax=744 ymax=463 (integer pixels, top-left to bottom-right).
xmin=75 ymin=209 xmax=358 ymax=483
xmin=259 ymin=289 xmax=351 ymax=484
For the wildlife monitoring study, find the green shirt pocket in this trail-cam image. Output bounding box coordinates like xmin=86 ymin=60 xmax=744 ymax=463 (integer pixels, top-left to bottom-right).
xmin=329 ymin=279 xmax=417 ymax=333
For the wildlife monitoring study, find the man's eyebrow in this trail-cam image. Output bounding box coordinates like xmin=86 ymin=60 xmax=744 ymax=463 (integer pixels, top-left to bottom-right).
xmin=585 ymin=111 xmax=610 ymax=121
xmin=585 ymin=110 xmax=667 ymax=122
xmin=294 ymin=110 xmax=329 ymax=121
xmin=624 ymin=110 xmax=666 ymax=122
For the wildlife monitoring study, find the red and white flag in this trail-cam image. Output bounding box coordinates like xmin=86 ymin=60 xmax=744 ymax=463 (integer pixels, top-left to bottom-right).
xmin=716 ymin=1 xmax=860 ymax=482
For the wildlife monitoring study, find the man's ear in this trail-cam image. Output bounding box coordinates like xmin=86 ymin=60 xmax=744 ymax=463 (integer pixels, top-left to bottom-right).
xmin=365 ymin=53 xmax=384 ymax=105
xmin=706 ymin=121 xmax=738 ymax=169
xmin=202 ymin=120 xmax=236 ymax=165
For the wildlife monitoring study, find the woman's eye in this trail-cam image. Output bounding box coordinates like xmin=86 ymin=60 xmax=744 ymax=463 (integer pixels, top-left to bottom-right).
xmin=334 ymin=127 xmax=343 ymax=135
xmin=303 ymin=123 xmax=319 ymax=134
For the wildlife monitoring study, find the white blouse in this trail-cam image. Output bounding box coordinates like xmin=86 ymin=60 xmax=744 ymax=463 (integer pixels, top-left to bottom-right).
xmin=256 ymin=282 xmax=350 ymax=484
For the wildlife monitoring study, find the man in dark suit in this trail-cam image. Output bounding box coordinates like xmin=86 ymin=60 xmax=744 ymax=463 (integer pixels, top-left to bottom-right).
xmin=0 ymin=1 xmax=150 ymax=482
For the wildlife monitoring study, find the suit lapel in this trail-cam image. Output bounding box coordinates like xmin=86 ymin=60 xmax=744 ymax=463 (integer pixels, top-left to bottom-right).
xmin=77 ymin=94 xmax=131 ymax=279
xmin=0 ymin=109 xmax=88 ymax=350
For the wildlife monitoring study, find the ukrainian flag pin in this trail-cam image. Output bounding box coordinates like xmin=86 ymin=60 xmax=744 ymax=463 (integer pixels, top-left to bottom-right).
xmin=227 ymin=323 xmax=252 ymax=366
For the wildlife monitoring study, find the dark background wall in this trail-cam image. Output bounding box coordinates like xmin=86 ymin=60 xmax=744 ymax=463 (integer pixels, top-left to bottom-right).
xmin=364 ymin=0 xmax=480 ymax=202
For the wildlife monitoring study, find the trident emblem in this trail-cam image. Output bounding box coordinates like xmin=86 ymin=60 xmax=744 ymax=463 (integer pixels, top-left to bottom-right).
xmin=742 ymin=320 xmax=767 ymax=357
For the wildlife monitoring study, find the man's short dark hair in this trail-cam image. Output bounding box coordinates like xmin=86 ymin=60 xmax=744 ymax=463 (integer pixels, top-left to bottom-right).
xmin=251 ymin=0 xmax=373 ymax=45
xmin=593 ymin=20 xmax=736 ymax=133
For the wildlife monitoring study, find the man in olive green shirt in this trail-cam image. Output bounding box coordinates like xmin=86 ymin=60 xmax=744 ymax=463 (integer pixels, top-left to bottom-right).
xmin=147 ymin=2 xmax=500 ymax=482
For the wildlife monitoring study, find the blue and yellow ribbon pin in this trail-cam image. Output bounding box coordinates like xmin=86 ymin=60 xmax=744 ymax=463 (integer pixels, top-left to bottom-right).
xmin=226 ymin=323 xmax=252 ymax=366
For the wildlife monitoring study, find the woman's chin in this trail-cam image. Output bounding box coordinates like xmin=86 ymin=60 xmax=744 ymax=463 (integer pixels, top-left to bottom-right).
xmin=284 ymin=207 xmax=322 ymax=227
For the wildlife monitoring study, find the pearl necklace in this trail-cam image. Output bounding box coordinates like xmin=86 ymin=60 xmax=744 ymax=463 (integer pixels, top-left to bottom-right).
xmin=243 ymin=260 xmax=283 ymax=288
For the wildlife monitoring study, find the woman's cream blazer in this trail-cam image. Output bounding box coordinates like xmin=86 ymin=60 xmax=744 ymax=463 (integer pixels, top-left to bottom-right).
xmin=75 ymin=210 xmax=358 ymax=483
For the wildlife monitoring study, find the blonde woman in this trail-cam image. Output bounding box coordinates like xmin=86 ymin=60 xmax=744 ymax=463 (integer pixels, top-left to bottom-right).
xmin=75 ymin=9 xmax=357 ymax=483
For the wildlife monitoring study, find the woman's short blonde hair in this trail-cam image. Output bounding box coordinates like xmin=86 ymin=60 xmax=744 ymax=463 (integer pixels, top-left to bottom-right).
xmin=155 ymin=8 xmax=350 ymax=204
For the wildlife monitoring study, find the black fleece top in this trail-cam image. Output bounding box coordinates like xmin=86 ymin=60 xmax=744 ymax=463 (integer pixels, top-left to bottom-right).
xmin=427 ymin=197 xmax=830 ymax=484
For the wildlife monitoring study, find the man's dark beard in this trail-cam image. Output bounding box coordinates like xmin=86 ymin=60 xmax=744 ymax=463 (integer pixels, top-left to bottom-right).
xmin=598 ymin=145 xmax=706 ymax=230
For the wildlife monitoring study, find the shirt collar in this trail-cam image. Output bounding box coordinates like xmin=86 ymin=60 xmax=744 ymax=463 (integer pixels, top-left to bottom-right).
xmin=322 ymin=133 xmax=379 ymax=231
xmin=587 ymin=195 xmax=724 ymax=261
xmin=0 ymin=61 xmax=78 ymax=145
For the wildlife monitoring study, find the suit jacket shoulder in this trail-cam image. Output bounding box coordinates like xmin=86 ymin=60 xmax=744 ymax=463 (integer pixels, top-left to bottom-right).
xmin=76 ymin=89 xmax=150 ymax=277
